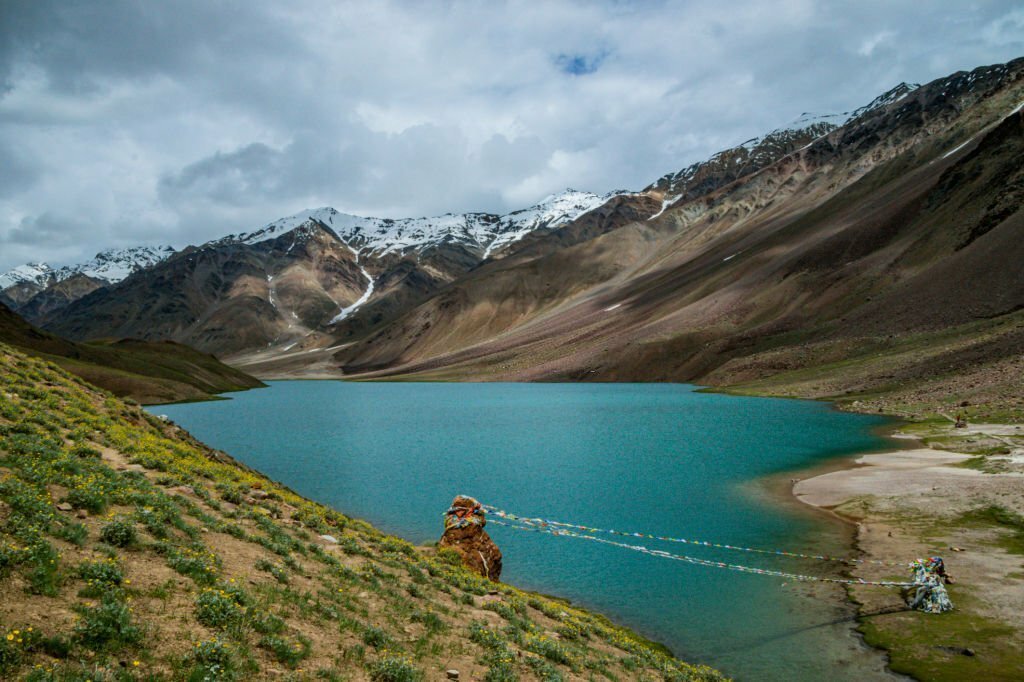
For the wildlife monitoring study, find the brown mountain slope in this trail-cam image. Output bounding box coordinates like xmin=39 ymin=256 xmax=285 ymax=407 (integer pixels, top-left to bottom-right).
xmin=0 ymin=302 xmax=264 ymax=404
xmin=16 ymin=272 xmax=106 ymax=322
xmin=44 ymin=224 xmax=367 ymax=355
xmin=40 ymin=220 xmax=502 ymax=360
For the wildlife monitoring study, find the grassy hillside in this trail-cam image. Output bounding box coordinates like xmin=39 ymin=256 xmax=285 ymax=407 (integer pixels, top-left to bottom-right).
xmin=0 ymin=344 xmax=722 ymax=681
xmin=0 ymin=303 xmax=264 ymax=404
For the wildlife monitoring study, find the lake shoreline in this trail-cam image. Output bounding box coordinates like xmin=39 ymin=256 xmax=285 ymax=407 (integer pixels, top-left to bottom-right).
xmin=789 ymin=415 xmax=1024 ymax=679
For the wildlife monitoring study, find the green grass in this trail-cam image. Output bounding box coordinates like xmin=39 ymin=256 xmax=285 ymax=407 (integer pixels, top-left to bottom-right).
xmin=859 ymin=594 xmax=1022 ymax=681
xmin=957 ymin=505 xmax=1024 ymax=555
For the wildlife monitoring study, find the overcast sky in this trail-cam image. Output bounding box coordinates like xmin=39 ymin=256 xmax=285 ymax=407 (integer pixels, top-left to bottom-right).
xmin=1 ymin=1 xmax=1023 ymax=271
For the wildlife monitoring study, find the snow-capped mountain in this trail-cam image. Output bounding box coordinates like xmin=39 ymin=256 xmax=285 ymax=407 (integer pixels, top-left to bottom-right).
xmin=1 ymin=246 xmax=176 ymax=292
xmin=645 ymin=82 xmax=928 ymax=211
xmin=212 ymin=189 xmax=622 ymax=258
xmin=55 ymin=245 xmax=177 ymax=284
xmin=0 ymin=262 xmax=55 ymax=290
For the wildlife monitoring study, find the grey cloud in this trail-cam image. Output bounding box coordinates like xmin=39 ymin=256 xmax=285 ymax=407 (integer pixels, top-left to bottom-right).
xmin=0 ymin=139 xmax=40 ymax=198
xmin=159 ymin=143 xmax=287 ymax=206
xmin=4 ymin=211 xmax=92 ymax=247
xmin=0 ymin=1 xmax=302 ymax=95
xmin=1 ymin=0 xmax=1023 ymax=271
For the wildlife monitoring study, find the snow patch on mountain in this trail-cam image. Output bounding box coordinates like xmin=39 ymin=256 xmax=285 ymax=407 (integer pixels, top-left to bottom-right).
xmin=329 ymin=265 xmax=375 ymax=324
xmin=648 ymin=194 xmax=682 ymax=221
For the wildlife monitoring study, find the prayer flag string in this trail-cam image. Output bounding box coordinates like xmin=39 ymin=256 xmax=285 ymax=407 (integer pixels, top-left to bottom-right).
xmin=488 ymin=518 xmax=917 ymax=587
xmin=483 ymin=504 xmax=909 ymax=567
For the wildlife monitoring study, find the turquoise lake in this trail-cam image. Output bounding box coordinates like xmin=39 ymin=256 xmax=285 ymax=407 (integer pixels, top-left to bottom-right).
xmin=153 ymin=381 xmax=899 ymax=680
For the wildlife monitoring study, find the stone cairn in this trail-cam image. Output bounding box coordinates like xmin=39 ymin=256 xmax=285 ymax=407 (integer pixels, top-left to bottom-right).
xmin=438 ymin=495 xmax=502 ymax=581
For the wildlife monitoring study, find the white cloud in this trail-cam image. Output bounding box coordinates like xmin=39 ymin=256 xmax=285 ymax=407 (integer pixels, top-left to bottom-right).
xmin=857 ymin=30 xmax=897 ymax=57
xmin=1 ymin=0 xmax=1023 ymax=270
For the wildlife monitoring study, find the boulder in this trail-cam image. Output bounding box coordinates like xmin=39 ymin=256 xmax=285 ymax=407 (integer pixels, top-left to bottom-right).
xmin=438 ymin=495 xmax=502 ymax=581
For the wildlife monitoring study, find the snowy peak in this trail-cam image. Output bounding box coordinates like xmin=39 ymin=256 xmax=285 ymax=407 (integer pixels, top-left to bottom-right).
xmin=58 ymin=245 xmax=177 ymax=284
xmin=217 ymin=189 xmax=621 ymax=260
xmin=482 ymin=189 xmax=619 ymax=258
xmin=1 ymin=246 xmax=175 ymax=300
xmin=223 ymin=208 xmax=348 ymax=247
xmin=0 ymin=262 xmax=55 ymax=290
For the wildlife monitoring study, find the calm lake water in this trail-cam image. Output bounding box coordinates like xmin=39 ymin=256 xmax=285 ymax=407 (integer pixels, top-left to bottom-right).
xmin=154 ymin=381 xmax=899 ymax=680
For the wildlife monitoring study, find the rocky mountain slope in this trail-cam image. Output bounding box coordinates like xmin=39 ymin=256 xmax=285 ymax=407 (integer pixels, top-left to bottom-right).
xmin=0 ymin=344 xmax=722 ymax=681
xmin=0 ymin=302 xmax=264 ymax=404
xmin=313 ymin=57 xmax=1024 ymax=420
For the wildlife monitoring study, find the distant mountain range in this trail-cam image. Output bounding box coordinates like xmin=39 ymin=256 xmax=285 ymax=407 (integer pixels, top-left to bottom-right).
xmin=1 ymin=191 xmax=617 ymax=347
xmin=6 ymin=56 xmax=1024 ymax=416
xmin=0 ymin=245 xmax=176 ymax=312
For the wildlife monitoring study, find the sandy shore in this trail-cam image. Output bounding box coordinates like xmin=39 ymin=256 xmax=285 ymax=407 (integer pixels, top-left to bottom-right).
xmin=792 ymin=424 xmax=1024 ymax=678
xmin=793 ymin=448 xmax=976 ymax=508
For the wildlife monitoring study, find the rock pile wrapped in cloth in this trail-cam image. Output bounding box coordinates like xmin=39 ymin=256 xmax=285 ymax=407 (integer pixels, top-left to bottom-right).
xmin=906 ymin=557 xmax=954 ymax=614
xmin=439 ymin=495 xmax=502 ymax=581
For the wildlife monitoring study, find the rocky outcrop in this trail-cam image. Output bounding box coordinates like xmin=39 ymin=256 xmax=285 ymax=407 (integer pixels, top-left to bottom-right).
xmin=438 ymin=496 xmax=502 ymax=581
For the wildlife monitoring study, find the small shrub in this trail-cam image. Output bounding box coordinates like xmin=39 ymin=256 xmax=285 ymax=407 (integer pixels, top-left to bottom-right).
xmin=77 ymin=558 xmax=124 ymax=596
xmin=340 ymin=536 xmax=366 ymax=556
xmin=19 ymin=539 xmax=60 ymax=596
xmin=66 ymin=486 xmax=106 ymax=515
xmin=379 ymin=536 xmax=416 ymax=557
xmin=436 ymin=547 xmax=462 ymax=566
xmin=259 ymin=633 xmax=311 ymax=668
xmin=248 ymin=611 xmax=285 ymax=635
xmin=69 ymin=444 xmax=101 ymax=459
xmin=185 ymin=638 xmax=237 ymax=681
xmin=483 ymin=654 xmax=518 ymax=682
xmin=410 ymin=610 xmax=447 ymax=634
xmin=525 ymin=656 xmax=565 ymax=681
xmin=195 ymin=587 xmax=245 ymax=629
xmin=99 ymin=516 xmax=136 ymax=548
xmin=166 ymin=545 xmax=221 ymax=584
xmin=215 ymin=482 xmax=245 ymax=505
xmin=361 ymin=625 xmax=390 ymax=648
xmin=368 ymin=653 xmax=423 ymax=682
xmin=255 ymin=558 xmax=289 ymax=584
xmin=523 ymin=634 xmax=573 ymax=666
xmin=469 ymin=622 xmax=506 ymax=651
xmin=73 ymin=595 xmax=142 ymax=651
xmin=53 ymin=521 xmax=89 ymax=546
xmin=554 ymin=618 xmax=589 ymax=641
xmin=0 ymin=625 xmax=41 ymax=673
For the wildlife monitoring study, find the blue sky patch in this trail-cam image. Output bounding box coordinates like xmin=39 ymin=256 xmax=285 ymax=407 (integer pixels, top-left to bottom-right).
xmin=555 ymin=50 xmax=609 ymax=76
